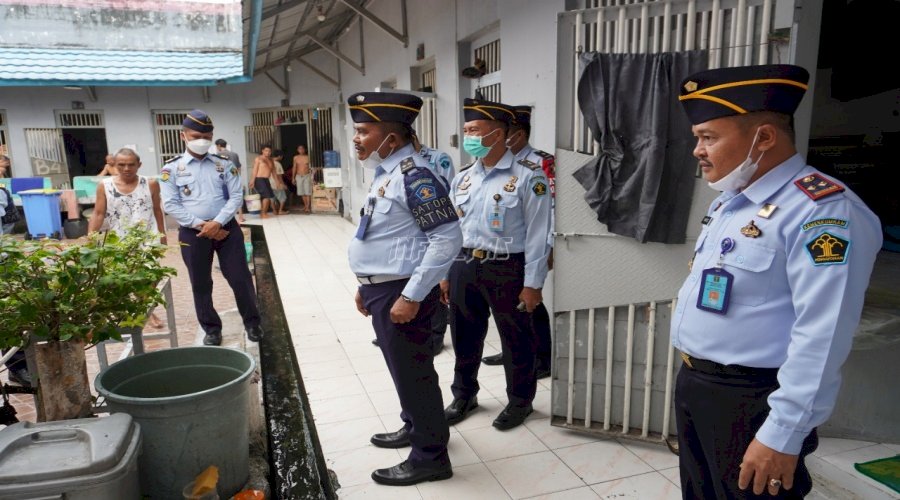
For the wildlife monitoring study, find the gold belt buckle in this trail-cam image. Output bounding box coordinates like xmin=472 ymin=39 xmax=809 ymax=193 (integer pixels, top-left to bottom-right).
xmin=472 ymin=249 xmax=487 ymax=259
xmin=680 ymin=352 xmax=694 ymax=369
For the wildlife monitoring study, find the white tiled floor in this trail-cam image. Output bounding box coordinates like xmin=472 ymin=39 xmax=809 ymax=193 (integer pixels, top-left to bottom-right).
xmin=253 ymin=214 xmax=899 ymax=500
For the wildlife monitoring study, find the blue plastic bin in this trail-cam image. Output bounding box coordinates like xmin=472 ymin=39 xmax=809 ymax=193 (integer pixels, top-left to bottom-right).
xmin=19 ymin=189 xmax=63 ymax=239
xmin=323 ymin=150 xmax=340 ymax=168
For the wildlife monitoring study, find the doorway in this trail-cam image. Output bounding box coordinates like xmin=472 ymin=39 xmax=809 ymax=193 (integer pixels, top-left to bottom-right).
xmin=62 ymin=128 xmax=108 ymax=179
xmin=279 ymin=123 xmax=308 ymax=175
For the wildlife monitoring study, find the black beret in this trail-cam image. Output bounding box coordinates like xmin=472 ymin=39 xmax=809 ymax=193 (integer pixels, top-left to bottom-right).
xmin=347 ymin=92 xmax=423 ymax=125
xmin=463 ymin=98 xmax=516 ymax=124
xmin=183 ymin=109 xmax=214 ymax=133
xmin=678 ymin=64 xmax=810 ymax=125
xmin=512 ymin=105 xmax=532 ymax=127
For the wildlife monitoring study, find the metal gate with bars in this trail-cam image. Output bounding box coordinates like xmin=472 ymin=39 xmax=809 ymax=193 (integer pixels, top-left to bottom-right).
xmin=23 ymin=128 xmax=67 ymax=187
xmin=552 ymin=0 xmax=785 ymax=443
xmin=246 ymin=107 xmax=334 ymax=185
xmin=152 ymin=111 xmax=190 ymax=168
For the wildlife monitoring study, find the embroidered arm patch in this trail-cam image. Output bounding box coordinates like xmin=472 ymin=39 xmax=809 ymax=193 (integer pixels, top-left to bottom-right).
xmin=404 ymin=167 xmax=459 ymax=232
xmin=806 ymin=231 xmax=850 ymax=265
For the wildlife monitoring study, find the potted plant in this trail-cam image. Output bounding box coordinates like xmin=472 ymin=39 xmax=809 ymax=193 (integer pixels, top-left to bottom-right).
xmin=0 ymin=224 xmax=175 ymax=421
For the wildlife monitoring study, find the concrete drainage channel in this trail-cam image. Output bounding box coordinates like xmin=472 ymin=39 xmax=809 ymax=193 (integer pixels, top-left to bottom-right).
xmin=250 ymin=225 xmax=339 ymax=499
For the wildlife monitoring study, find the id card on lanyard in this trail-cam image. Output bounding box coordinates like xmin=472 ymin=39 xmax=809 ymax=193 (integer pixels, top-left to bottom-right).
xmin=696 ymin=237 xmax=735 ymax=314
xmin=355 ymin=196 xmax=376 ymax=240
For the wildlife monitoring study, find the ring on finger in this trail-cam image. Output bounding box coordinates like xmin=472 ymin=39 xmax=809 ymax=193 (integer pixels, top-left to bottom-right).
xmin=769 ymin=478 xmax=782 ymax=489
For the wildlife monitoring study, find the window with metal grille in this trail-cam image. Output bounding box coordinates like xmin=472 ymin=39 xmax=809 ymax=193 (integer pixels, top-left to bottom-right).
xmin=413 ymin=97 xmax=438 ymax=149
xmin=0 ymin=111 xmax=9 ymax=158
xmin=309 ymin=107 xmax=333 ymax=181
xmin=421 ymin=68 xmax=436 ymax=92
xmin=251 ymin=109 xmax=307 ymax=126
xmin=474 ymin=39 xmax=501 ymax=74
xmin=152 ymin=111 xmax=189 ymax=167
xmin=55 ymin=110 xmax=104 ymax=128
xmin=477 ymin=83 xmax=502 ymax=102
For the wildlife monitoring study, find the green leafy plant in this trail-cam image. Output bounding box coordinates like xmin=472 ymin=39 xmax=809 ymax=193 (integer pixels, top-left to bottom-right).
xmin=0 ymin=224 xmax=176 ymax=349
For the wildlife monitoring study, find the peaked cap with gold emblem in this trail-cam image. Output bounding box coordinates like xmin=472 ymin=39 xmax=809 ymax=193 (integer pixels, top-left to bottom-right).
xmin=512 ymin=105 xmax=532 ymax=127
xmin=347 ymin=92 xmax=423 ymax=124
xmin=678 ymin=64 xmax=810 ymax=125
xmin=463 ymin=98 xmax=517 ymax=125
xmin=183 ymin=109 xmax=214 ymax=133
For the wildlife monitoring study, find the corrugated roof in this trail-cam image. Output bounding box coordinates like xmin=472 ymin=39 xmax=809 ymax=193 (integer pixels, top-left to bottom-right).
xmin=0 ymin=47 xmax=244 ymax=87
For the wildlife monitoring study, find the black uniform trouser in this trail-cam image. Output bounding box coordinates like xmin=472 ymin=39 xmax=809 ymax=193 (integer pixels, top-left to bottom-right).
xmin=431 ymin=302 xmax=449 ymax=347
xmin=675 ymin=366 xmax=818 ymax=499
xmin=532 ymin=302 xmax=551 ymax=370
xmin=359 ymin=281 xmax=450 ymax=469
xmin=179 ymin=221 xmax=260 ymax=335
xmin=449 ymin=253 xmax=537 ymax=408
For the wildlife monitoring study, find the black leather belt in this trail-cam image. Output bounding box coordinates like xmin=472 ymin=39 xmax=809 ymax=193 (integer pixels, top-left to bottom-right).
xmin=680 ymin=352 xmax=778 ymax=378
xmin=461 ymin=248 xmax=523 ymax=261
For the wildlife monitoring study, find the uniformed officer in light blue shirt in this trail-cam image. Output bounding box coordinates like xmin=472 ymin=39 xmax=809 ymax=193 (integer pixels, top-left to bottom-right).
xmin=347 ymin=91 xmax=462 ymax=487
xmin=671 ymin=65 xmax=882 ymax=499
xmin=159 ymin=109 xmax=263 ymax=346
xmin=443 ymin=98 xmax=552 ymax=431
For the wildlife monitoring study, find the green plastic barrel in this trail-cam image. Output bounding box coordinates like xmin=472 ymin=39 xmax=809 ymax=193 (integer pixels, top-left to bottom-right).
xmin=94 ymin=347 xmax=256 ymax=499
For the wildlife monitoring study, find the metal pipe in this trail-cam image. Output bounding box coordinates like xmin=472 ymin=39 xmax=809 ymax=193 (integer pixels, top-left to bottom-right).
xmin=603 ymin=306 xmax=615 ymax=430
xmin=639 ymin=3 xmax=649 ymax=54
xmin=675 ymin=13 xmax=683 ymax=52
xmin=573 ymin=12 xmax=584 ymax=154
xmin=616 ymin=6 xmax=626 ymax=53
xmin=759 ymin=0 xmax=773 ymax=64
xmin=641 ymin=301 xmax=657 ymax=437
xmin=744 ymin=5 xmax=756 ymax=66
xmin=622 ymin=303 xmax=636 ymax=434
xmin=700 ymin=10 xmax=709 ymax=51
xmin=662 ymin=1 xmax=672 ymax=52
xmin=0 ymin=346 xmax=20 ymax=368
xmin=662 ymin=299 xmax=677 ymax=439
xmin=733 ymin=1 xmax=747 ymax=67
xmin=686 ymin=0 xmax=696 ymax=50
xmin=567 ymin=310 xmax=577 ymax=425
xmin=710 ymin=0 xmax=721 ymax=69
xmin=585 ymin=308 xmax=596 ymax=428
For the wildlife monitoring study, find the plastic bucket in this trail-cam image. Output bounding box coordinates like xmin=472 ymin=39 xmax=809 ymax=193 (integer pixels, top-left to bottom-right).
xmin=94 ymin=347 xmax=256 ymax=499
xmin=244 ymin=194 xmax=261 ymax=215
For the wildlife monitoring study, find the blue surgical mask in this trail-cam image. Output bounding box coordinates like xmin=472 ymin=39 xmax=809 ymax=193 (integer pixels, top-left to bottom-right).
xmin=463 ymin=128 xmax=501 ymax=158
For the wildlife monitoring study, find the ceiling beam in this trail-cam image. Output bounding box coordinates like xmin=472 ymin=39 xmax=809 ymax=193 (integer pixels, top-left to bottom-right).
xmin=255 ymin=11 xmax=352 ymax=58
xmin=85 ymin=86 xmax=97 ymax=102
xmin=243 ymin=0 xmax=309 ymax=23
xmin=337 ymin=0 xmax=408 ymax=47
xmin=297 ymin=58 xmax=339 ymax=87
xmin=308 ymin=33 xmax=364 ymax=75
xmin=263 ymin=71 xmax=288 ymax=94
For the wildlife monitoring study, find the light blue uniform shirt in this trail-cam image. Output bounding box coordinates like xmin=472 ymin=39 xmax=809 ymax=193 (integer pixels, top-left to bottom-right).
xmin=347 ymin=144 xmax=463 ymax=302
xmin=516 ymin=143 xmax=556 ymax=248
xmin=159 ymin=151 xmax=243 ymax=228
xmin=449 ymin=149 xmax=552 ymax=288
xmin=0 ymin=187 xmax=7 ymax=234
xmin=418 ymin=145 xmax=455 ymax=186
xmin=671 ymin=154 xmax=882 ymax=454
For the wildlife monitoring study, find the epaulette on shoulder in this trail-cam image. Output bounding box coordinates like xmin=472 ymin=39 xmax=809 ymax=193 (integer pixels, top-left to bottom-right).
xmin=400 ymin=156 xmax=418 ymax=174
xmin=459 ymin=161 xmax=476 ymax=172
xmin=214 ymin=153 xmax=230 ymax=161
xmin=794 ymin=173 xmax=845 ymax=202
xmin=517 ymin=158 xmax=539 ymax=170
xmin=164 ymin=155 xmax=182 ymax=165
xmin=533 ymin=149 xmax=553 ymax=160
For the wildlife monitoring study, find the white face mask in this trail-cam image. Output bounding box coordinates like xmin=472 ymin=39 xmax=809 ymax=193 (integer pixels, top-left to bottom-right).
xmin=708 ymin=128 xmax=764 ymax=192
xmin=186 ymin=138 xmax=212 ymax=156
xmin=361 ymin=135 xmax=394 ymax=169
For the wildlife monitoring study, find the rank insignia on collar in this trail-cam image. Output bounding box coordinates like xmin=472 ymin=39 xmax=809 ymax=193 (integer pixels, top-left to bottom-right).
xmin=794 ymin=173 xmax=844 ymax=201
xmin=504 ymin=183 xmax=516 ymax=192
xmin=400 ymin=157 xmax=416 ymax=173
xmin=457 ymin=182 xmax=470 ymax=192
xmin=758 ymin=203 xmax=777 ymax=218
xmin=377 ymin=186 xmax=385 ymax=197
xmin=177 ymin=164 xmax=186 ymax=172
xmin=740 ymin=220 xmax=762 ymax=238
xmin=463 ymin=175 xmax=470 ymax=182
xmin=216 ymin=164 xmax=224 ymax=172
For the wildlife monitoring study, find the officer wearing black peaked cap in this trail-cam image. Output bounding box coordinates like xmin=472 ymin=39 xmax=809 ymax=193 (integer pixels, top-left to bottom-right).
xmin=346 ymin=91 xmax=462 ymax=486
xmin=159 ymin=109 xmax=264 ymax=346
xmin=671 ymin=65 xmax=882 ymax=498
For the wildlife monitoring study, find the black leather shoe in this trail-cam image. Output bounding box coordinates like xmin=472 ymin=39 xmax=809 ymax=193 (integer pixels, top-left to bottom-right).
xmin=7 ymin=368 xmax=32 ymax=388
xmin=370 ymin=427 xmax=410 ymax=448
xmin=482 ymin=353 xmax=503 ymax=365
xmin=492 ymin=403 xmax=533 ymax=430
xmin=444 ymin=397 xmax=478 ymax=425
xmin=246 ymin=325 xmax=264 ymax=342
xmin=203 ymin=332 xmax=222 ymax=346
xmin=371 ymin=460 xmax=452 ymax=486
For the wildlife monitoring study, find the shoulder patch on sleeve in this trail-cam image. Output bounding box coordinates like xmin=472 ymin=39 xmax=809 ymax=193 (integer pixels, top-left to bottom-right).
xmin=530 ymin=176 xmax=548 ymax=196
xmin=794 ymin=173 xmax=845 ymax=201
xmin=160 ymin=167 xmax=172 ymax=182
xmin=517 ymin=158 xmax=539 ymax=170
xmin=806 ymin=231 xmax=850 ymax=265
xmin=404 ymin=166 xmax=459 ymax=232
xmin=801 ymin=218 xmax=848 ymax=231
xmin=164 ymin=155 xmax=182 ymax=165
